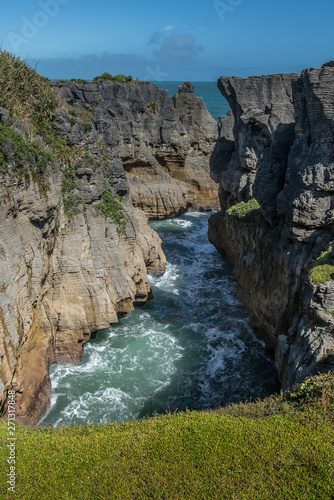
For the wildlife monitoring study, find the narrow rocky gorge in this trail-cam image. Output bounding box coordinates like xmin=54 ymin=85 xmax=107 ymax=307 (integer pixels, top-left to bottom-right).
xmin=1 ymin=59 xmax=333 ymax=426
xmin=209 ymin=62 xmax=334 ymax=388
xmin=0 ymin=75 xmax=219 ymax=425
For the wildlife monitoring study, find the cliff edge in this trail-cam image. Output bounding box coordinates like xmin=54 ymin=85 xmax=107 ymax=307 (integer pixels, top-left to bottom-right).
xmin=52 ymin=79 xmax=219 ymax=219
xmin=0 ymin=106 xmax=166 ymax=425
xmin=0 ymin=53 xmax=220 ymax=424
xmin=209 ymin=63 xmax=334 ymax=388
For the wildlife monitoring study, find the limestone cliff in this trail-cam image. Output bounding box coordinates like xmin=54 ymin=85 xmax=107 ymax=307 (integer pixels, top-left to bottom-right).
xmin=0 ymin=100 xmax=166 ymax=424
xmin=209 ymin=63 xmax=334 ymax=389
xmin=0 ymin=60 xmax=220 ymax=424
xmin=52 ymin=79 xmax=219 ymax=219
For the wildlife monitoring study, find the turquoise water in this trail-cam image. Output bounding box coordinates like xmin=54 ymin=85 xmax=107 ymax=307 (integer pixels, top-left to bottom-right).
xmin=156 ymin=81 xmax=230 ymax=121
xmin=41 ymin=213 xmax=279 ymax=427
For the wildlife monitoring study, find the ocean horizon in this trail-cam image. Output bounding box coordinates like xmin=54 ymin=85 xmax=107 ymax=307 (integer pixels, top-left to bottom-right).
xmin=154 ymin=81 xmax=230 ymax=121
xmin=50 ymin=78 xmax=230 ymax=121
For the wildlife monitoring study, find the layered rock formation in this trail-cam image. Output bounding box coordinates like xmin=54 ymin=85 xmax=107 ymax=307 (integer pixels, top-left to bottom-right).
xmin=0 ymin=73 xmax=220 ymax=424
xmin=209 ymin=63 xmax=334 ymax=388
xmin=51 ymin=80 xmax=219 ymax=219
xmin=0 ymin=105 xmax=168 ymax=425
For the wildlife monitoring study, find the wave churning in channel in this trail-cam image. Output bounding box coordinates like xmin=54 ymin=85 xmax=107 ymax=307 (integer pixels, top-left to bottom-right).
xmin=41 ymin=212 xmax=279 ymax=427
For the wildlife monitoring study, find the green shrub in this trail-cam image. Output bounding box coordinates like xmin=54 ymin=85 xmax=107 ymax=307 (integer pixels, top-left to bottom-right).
xmin=70 ymin=78 xmax=88 ymax=84
xmin=93 ymin=72 xmax=114 ymax=82
xmin=96 ymin=190 xmax=128 ymax=232
xmin=226 ymin=198 xmax=260 ymax=220
xmin=147 ymin=101 xmax=160 ymax=112
xmin=93 ymin=73 xmax=142 ymax=85
xmin=61 ymin=172 xmax=75 ymax=195
xmin=0 ymin=125 xmax=53 ymax=176
xmin=82 ymin=122 xmax=92 ymax=133
xmin=63 ymin=193 xmax=84 ymax=218
xmin=309 ymin=247 xmax=334 ymax=286
xmin=114 ymin=74 xmax=132 ymax=83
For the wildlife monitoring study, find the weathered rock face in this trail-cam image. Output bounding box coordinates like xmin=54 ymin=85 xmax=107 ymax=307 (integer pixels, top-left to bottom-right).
xmin=210 ymin=112 xmax=234 ymax=186
xmin=209 ymin=64 xmax=334 ymax=389
xmin=52 ymin=80 xmax=219 ymax=219
xmin=277 ymin=63 xmax=334 ymax=229
xmin=0 ymin=75 xmax=219 ymax=425
xmin=216 ymin=74 xmax=298 ymax=224
xmin=0 ymin=105 xmax=166 ymax=425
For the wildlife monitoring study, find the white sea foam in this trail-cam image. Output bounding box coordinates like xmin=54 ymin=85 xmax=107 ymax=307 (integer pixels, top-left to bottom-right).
xmin=187 ymin=211 xmax=215 ymax=218
xmin=42 ymin=212 xmax=279 ymax=427
xmin=175 ymin=219 xmax=192 ymax=228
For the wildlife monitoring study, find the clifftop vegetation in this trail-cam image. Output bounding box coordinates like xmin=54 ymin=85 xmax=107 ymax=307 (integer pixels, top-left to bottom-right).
xmin=0 ymin=371 xmax=333 ymax=499
xmin=309 ymin=247 xmax=334 ymax=286
xmin=93 ymin=72 xmax=143 ymax=85
xmin=0 ymin=51 xmax=128 ymax=228
xmin=0 ymin=50 xmax=57 ymax=125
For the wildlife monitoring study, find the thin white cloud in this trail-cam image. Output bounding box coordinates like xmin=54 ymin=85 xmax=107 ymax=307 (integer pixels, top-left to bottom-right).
xmin=162 ymin=25 xmax=173 ymax=32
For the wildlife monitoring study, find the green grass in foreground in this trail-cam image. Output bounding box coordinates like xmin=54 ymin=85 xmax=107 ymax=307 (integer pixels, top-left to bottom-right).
xmin=0 ymin=372 xmax=334 ymax=499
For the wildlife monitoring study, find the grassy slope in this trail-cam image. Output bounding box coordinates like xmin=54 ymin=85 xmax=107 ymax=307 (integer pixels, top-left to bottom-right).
xmin=0 ymin=373 xmax=333 ymax=500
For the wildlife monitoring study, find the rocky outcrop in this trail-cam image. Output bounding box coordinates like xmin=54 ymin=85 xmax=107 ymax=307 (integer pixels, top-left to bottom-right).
xmin=277 ymin=63 xmax=334 ymax=229
xmin=214 ymin=73 xmax=298 ymax=223
xmin=0 ymin=104 xmax=166 ymax=425
xmin=52 ymin=80 xmax=219 ymax=219
xmin=209 ymin=64 xmax=334 ymax=389
xmin=0 ymin=72 xmax=219 ymax=425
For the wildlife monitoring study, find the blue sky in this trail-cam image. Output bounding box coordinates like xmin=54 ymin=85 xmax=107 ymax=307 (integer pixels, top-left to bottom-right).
xmin=1 ymin=0 xmax=333 ymax=81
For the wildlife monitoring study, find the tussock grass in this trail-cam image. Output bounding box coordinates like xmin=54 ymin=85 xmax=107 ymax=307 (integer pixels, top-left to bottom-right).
xmin=0 ymin=50 xmax=57 ymax=124
xmin=96 ymin=190 xmax=129 ymax=232
xmin=0 ymin=50 xmax=70 ymax=167
xmin=0 ymin=372 xmax=333 ymax=499
xmin=0 ymin=125 xmax=53 ymax=176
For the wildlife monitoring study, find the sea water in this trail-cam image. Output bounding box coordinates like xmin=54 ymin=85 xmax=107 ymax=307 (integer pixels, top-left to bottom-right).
xmin=41 ymin=213 xmax=279 ymax=427
xmin=157 ymin=81 xmax=230 ymax=121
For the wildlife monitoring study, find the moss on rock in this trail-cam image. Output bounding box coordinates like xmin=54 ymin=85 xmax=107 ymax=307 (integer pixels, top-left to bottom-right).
xmin=309 ymin=247 xmax=334 ymax=286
